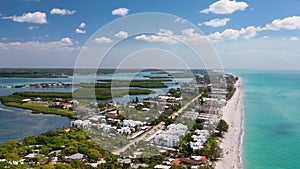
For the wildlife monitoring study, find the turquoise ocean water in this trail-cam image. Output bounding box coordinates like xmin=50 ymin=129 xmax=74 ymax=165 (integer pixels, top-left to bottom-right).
xmin=236 ymin=71 xmax=300 ymax=169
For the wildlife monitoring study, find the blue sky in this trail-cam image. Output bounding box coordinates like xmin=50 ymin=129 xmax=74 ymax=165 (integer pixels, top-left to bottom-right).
xmin=1 ymin=0 xmax=300 ymax=69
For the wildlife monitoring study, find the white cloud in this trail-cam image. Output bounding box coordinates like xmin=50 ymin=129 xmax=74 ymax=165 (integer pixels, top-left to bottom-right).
xmin=115 ymin=31 xmax=128 ymax=39
xmin=209 ymin=26 xmax=262 ymax=42
xmin=180 ymin=28 xmax=207 ymax=42
xmin=75 ymin=22 xmax=86 ymax=34
xmin=135 ymin=34 xmax=177 ymax=44
xmin=201 ymin=0 xmax=248 ymax=14
xmin=28 ymin=26 xmax=39 ymax=30
xmin=112 ymin=8 xmax=129 ymax=16
xmin=2 ymin=11 xmax=47 ymax=24
xmin=290 ymin=36 xmax=298 ymax=41
xmin=209 ymin=29 xmax=240 ymax=41
xmin=75 ymin=28 xmax=86 ymax=34
xmin=135 ymin=28 xmax=207 ymax=44
xmin=50 ymin=8 xmax=76 ymax=15
xmin=135 ymin=29 xmax=178 ymax=44
xmin=0 ymin=40 xmax=81 ymax=68
xmin=174 ymin=17 xmax=187 ymax=23
xmin=240 ymin=26 xmax=262 ymax=39
xmin=205 ymin=16 xmax=300 ymax=42
xmin=93 ymin=37 xmax=113 ymax=44
xmin=265 ymin=16 xmax=300 ymax=30
xmin=135 ymin=25 xmax=265 ymax=44
xmin=60 ymin=37 xmax=74 ymax=46
xmin=0 ymin=39 xmax=78 ymax=53
xmin=79 ymin=22 xmax=86 ymax=28
xmin=201 ymin=18 xmax=230 ymax=27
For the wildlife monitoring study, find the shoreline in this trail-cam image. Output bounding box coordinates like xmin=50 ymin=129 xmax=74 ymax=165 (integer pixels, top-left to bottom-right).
xmin=215 ymin=77 xmax=244 ymax=169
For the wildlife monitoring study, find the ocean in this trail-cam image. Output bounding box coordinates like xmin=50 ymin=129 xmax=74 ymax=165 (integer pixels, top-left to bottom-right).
xmin=237 ymin=71 xmax=300 ymax=169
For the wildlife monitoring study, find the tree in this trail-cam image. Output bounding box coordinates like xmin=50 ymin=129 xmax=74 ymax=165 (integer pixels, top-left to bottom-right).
xmin=117 ymin=114 xmax=125 ymax=121
xmin=56 ymin=163 xmax=73 ymax=169
xmin=201 ymin=138 xmax=222 ymax=161
xmin=63 ymin=146 xmax=78 ymax=156
xmin=39 ymin=164 xmax=56 ymax=169
xmin=4 ymin=153 xmax=20 ymax=163
xmin=0 ymin=162 xmax=12 ymax=169
xmin=23 ymin=136 xmax=37 ymax=145
xmin=216 ymin=120 xmax=229 ymax=137
xmin=87 ymin=149 xmax=102 ymax=162
xmin=70 ymin=159 xmax=82 ymax=169
xmin=116 ymin=123 xmax=121 ymax=129
xmin=36 ymin=153 xmax=48 ymax=165
xmin=40 ymin=146 xmax=52 ymax=155
xmin=135 ymin=96 xmax=139 ymax=103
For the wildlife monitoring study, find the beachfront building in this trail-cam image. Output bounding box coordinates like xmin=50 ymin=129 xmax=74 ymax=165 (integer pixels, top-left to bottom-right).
xmin=189 ymin=129 xmax=210 ymax=151
xmin=199 ymin=113 xmax=218 ymax=129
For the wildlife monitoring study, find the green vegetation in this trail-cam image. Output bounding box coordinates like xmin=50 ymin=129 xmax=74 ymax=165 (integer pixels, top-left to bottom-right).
xmin=151 ymin=105 xmax=181 ymax=126
xmin=132 ymin=154 xmax=166 ymax=168
xmin=0 ymin=68 xmax=73 ymax=78
xmin=168 ymin=88 xmax=181 ymax=98
xmin=2 ymin=102 xmax=78 ymax=119
xmin=0 ymin=92 xmax=77 ymax=118
xmin=0 ymin=128 xmax=120 ymax=169
xmin=74 ymin=88 xmax=152 ymax=100
xmin=95 ymin=79 xmax=172 ymax=88
xmin=178 ymin=119 xmax=205 ymax=157
xmin=200 ymin=136 xmax=223 ymax=161
xmin=226 ymin=84 xmax=236 ymax=100
xmin=150 ymin=71 xmax=195 ymax=78
xmin=178 ymin=117 xmax=224 ymax=161
xmin=216 ymin=119 xmax=229 ymax=138
xmin=7 ymin=92 xmax=72 ymax=100
xmin=0 ymin=88 xmax=152 ymax=118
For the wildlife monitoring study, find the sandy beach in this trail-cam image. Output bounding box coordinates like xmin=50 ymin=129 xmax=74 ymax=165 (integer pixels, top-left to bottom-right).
xmin=215 ymin=78 xmax=244 ymax=169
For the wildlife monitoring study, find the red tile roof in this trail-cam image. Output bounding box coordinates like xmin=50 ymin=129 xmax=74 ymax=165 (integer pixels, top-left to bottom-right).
xmin=179 ymin=158 xmax=200 ymax=165
xmin=172 ymin=159 xmax=180 ymax=166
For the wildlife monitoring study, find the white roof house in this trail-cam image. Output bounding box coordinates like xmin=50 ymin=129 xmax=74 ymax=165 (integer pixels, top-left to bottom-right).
xmin=65 ymin=153 xmax=84 ymax=160
xmin=71 ymin=120 xmax=92 ymax=129
xmin=22 ymin=98 xmax=32 ymax=103
xmin=25 ymin=153 xmax=37 ymax=158
xmin=154 ymin=164 xmax=171 ymax=169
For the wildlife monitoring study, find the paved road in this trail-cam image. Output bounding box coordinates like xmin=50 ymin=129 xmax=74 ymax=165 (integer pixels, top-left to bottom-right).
xmin=112 ymin=94 xmax=202 ymax=155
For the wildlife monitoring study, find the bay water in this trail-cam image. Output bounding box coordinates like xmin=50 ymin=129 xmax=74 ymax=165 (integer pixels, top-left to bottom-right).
xmin=0 ymin=72 xmax=187 ymax=143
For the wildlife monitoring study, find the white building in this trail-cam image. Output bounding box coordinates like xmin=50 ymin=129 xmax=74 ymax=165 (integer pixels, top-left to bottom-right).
xmin=71 ymin=120 xmax=92 ymax=129
xmin=154 ymin=164 xmax=171 ymax=169
xmin=154 ymin=123 xmax=188 ymax=147
xmin=190 ymin=129 xmax=210 ymax=151
xmin=121 ymin=120 xmax=144 ymax=128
